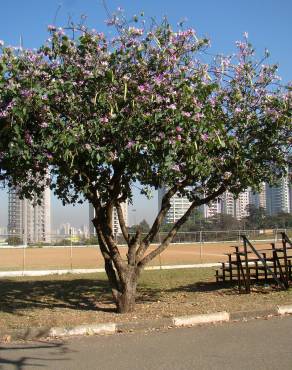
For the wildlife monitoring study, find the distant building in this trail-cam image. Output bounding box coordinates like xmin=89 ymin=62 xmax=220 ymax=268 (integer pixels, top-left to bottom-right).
xmin=89 ymin=203 xmax=128 ymax=236
xmin=221 ymin=191 xmax=235 ymax=217
xmin=0 ymin=226 xmax=8 ymax=236
xmin=59 ymin=222 xmax=71 ymax=235
xmin=204 ymin=198 xmax=222 ymax=218
xmin=158 ymin=187 xmax=193 ymax=224
xmin=234 ymin=190 xmax=250 ymax=220
xmin=7 ymin=187 xmax=51 ymax=244
xmin=266 ymin=177 xmax=291 ymax=215
xmin=249 ymin=183 xmax=267 ymax=210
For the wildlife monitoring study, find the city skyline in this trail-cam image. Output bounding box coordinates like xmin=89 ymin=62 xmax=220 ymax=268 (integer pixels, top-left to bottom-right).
xmin=159 ymin=179 xmax=292 ymax=225
xmin=1 ymin=176 xmax=292 ymax=235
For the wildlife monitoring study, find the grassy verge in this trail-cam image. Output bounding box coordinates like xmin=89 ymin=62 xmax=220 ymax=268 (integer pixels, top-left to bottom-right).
xmin=0 ymin=268 xmax=292 ymax=331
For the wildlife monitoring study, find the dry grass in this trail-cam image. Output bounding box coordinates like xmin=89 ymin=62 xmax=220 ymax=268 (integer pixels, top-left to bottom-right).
xmin=0 ymin=268 xmax=292 ymax=331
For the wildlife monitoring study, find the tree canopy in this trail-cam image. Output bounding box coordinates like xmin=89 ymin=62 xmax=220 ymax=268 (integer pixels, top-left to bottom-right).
xmin=0 ymin=11 xmax=291 ymax=312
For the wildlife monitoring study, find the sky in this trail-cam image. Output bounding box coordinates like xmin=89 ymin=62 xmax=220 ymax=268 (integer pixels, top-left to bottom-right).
xmin=0 ymin=0 xmax=291 ymax=228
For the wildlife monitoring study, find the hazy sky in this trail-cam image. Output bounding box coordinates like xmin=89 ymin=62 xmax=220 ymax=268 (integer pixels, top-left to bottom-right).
xmin=0 ymin=0 xmax=291 ymax=228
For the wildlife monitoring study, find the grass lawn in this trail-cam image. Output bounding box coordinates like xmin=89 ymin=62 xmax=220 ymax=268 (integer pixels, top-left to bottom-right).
xmin=1 ymin=268 xmax=292 ymax=332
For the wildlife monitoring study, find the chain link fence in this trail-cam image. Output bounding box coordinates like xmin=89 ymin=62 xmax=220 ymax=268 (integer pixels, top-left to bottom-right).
xmin=0 ymin=228 xmax=291 ymax=272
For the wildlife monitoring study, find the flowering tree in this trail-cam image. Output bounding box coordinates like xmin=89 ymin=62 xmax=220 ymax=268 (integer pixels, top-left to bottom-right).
xmin=0 ymin=12 xmax=291 ymax=312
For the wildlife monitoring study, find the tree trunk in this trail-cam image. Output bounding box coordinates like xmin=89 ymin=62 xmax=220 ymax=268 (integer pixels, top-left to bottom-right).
xmin=116 ymin=267 xmax=139 ymax=313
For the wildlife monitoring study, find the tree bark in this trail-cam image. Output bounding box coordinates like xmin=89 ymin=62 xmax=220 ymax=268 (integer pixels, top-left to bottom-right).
xmin=116 ymin=266 xmax=140 ymax=313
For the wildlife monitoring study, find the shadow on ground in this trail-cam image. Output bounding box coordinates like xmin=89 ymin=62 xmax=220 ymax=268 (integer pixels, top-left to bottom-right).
xmin=0 ymin=278 xmax=113 ymax=314
xmin=0 ymin=341 xmax=72 ymax=370
xmin=166 ymin=280 xmax=283 ymax=295
xmin=0 ymin=275 xmax=281 ymax=316
xmin=0 ymin=278 xmax=162 ymax=314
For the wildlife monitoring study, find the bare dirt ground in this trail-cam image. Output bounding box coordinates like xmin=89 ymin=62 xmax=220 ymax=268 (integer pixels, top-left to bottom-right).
xmin=0 ymin=240 xmax=276 ymax=271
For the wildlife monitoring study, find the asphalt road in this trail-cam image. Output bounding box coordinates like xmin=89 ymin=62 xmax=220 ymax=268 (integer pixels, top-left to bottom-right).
xmin=1 ymin=316 xmax=292 ymax=370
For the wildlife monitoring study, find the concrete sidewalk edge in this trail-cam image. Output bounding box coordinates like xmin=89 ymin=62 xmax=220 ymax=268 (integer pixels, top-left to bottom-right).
xmin=1 ymin=304 xmax=292 ymax=342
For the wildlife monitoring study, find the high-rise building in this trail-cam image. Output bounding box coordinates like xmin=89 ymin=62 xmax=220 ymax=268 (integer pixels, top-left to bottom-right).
xmin=89 ymin=203 xmax=128 ymax=236
xmin=204 ymin=198 xmax=222 ymax=218
xmin=158 ymin=187 xmax=193 ymax=224
xmin=249 ymin=183 xmax=267 ymax=210
xmin=266 ymin=177 xmax=291 ymax=215
xmin=221 ymin=191 xmax=235 ymax=217
xmin=234 ymin=190 xmax=250 ymax=220
xmin=7 ymin=187 xmax=51 ymax=244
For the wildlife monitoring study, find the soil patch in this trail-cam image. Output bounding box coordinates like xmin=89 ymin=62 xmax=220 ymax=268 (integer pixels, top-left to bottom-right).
xmin=0 ymin=240 xmax=274 ymax=271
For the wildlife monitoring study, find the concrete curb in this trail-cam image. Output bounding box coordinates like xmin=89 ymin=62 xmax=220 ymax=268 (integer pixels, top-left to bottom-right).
xmin=1 ymin=305 xmax=292 ymax=342
xmin=277 ymin=304 xmax=292 ymax=315
xmin=49 ymin=323 xmax=116 ymax=337
xmin=173 ymin=311 xmax=230 ymax=327
xmin=0 ymin=263 xmax=221 ymax=278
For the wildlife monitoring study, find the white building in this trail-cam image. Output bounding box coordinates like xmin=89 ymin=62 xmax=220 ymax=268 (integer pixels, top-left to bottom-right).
xmin=234 ymin=190 xmax=250 ymax=220
xmin=0 ymin=226 xmax=8 ymax=236
xmin=89 ymin=203 xmax=128 ymax=236
xmin=204 ymin=198 xmax=222 ymax=218
xmin=7 ymin=187 xmax=51 ymax=244
xmin=158 ymin=187 xmax=193 ymax=224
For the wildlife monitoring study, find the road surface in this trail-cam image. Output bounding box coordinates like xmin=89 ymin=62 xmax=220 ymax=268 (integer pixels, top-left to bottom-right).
xmin=0 ymin=316 xmax=292 ymax=369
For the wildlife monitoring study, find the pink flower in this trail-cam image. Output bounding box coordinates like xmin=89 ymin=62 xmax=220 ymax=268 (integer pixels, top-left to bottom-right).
xmin=201 ymin=133 xmax=209 ymax=141
xmin=21 ymin=89 xmax=33 ymax=99
xmin=154 ymin=74 xmax=164 ymax=85
xmin=105 ymin=17 xmax=117 ymax=26
xmin=126 ymin=140 xmax=135 ymax=149
xmin=128 ymin=27 xmax=144 ymax=36
xmin=194 ymin=112 xmax=203 ymax=121
xmin=40 ymin=122 xmax=48 ymax=128
xmin=45 ymin=152 xmax=53 ymax=160
xmin=24 ymin=131 xmax=33 ymax=145
xmin=100 ymin=116 xmax=109 ymax=124
xmin=138 ymin=84 xmax=149 ymax=93
xmin=176 ymin=135 xmax=182 ymax=141
xmin=172 ymin=164 xmax=180 ymax=171
xmin=56 ymin=27 xmax=65 ymax=36
xmin=209 ymin=97 xmax=217 ymax=107
xmin=176 ymin=126 xmax=183 ymax=133
xmin=47 ymin=25 xmax=56 ymax=31
xmin=182 ymin=112 xmax=191 ymax=117
xmin=0 ymin=111 xmax=8 ymax=118
xmin=168 ymin=104 xmax=176 ymax=110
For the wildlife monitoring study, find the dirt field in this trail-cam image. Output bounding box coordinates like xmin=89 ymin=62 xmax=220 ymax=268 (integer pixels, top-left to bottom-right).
xmin=0 ymin=240 xmax=278 ymax=271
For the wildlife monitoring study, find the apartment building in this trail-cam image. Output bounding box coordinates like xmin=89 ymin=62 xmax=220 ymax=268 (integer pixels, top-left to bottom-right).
xmin=7 ymin=187 xmax=51 ymax=244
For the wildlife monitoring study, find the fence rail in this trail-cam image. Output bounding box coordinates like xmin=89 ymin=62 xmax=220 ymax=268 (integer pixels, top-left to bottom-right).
xmin=0 ymin=229 xmax=292 ymax=274
xmin=1 ymin=228 xmax=292 ymax=247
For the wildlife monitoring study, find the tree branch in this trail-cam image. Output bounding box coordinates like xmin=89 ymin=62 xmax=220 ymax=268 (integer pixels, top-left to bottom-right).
xmin=92 ymin=200 xmax=125 ymax=273
xmin=135 ymin=179 xmax=190 ymax=261
xmin=138 ymin=184 xmax=226 ymax=267
xmin=115 ymin=202 xmax=129 ymax=244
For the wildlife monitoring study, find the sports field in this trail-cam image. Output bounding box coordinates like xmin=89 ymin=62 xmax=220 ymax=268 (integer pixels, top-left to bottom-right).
xmin=0 ymin=240 xmax=277 ymax=271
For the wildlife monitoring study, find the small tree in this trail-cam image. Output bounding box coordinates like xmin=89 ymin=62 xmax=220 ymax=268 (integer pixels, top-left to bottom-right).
xmin=129 ymin=219 xmax=150 ymax=233
xmin=0 ymin=12 xmax=291 ymax=312
xmin=245 ymin=204 xmax=268 ymax=229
